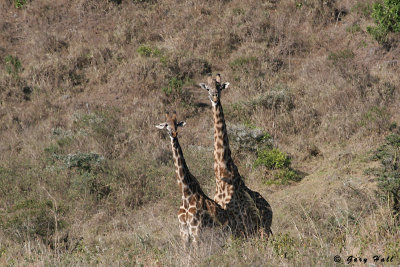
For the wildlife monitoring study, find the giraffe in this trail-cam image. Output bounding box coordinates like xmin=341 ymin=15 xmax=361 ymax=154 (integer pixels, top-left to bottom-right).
xmin=199 ymin=74 xmax=273 ymax=237
xmin=156 ymin=112 xmax=235 ymax=245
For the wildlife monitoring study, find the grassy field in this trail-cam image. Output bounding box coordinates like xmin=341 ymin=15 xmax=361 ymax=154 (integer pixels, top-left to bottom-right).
xmin=0 ymin=0 xmax=399 ymax=266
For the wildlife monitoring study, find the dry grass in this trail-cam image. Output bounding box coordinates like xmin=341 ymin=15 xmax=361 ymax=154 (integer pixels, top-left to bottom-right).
xmin=0 ymin=0 xmax=400 ymax=266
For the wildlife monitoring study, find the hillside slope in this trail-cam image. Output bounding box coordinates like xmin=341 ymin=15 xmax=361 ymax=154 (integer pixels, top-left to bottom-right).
xmin=0 ymin=0 xmax=399 ymax=266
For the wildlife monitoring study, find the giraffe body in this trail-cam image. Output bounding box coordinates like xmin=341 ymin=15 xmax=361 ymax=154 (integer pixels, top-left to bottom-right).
xmin=200 ymin=74 xmax=273 ymax=237
xmin=156 ymin=113 xmax=234 ymax=245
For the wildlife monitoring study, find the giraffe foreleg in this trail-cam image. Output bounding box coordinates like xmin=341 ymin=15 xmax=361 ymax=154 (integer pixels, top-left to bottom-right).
xmin=188 ymin=213 xmax=201 ymax=246
xmin=178 ymin=214 xmax=190 ymax=247
xmin=189 ymin=224 xmax=200 ymax=246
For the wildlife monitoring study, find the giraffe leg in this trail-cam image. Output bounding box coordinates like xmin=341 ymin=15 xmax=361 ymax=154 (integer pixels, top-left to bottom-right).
xmin=179 ymin=221 xmax=190 ymax=247
xmin=189 ymin=225 xmax=199 ymax=246
xmin=188 ymin=213 xmax=201 ymax=246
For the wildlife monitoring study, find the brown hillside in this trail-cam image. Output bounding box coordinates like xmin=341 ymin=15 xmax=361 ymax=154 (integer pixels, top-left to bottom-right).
xmin=0 ymin=0 xmax=399 ymax=266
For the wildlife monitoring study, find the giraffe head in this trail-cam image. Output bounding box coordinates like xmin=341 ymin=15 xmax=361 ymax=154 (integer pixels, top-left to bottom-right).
xmin=199 ymin=74 xmax=230 ymax=106
xmin=156 ymin=112 xmax=186 ymax=138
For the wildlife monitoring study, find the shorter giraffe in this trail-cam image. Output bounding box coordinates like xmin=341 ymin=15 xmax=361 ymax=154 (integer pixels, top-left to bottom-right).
xmin=156 ymin=112 xmax=235 ymax=245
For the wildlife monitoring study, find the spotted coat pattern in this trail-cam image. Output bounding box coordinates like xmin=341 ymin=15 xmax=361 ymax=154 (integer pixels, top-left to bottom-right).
xmin=157 ymin=113 xmax=235 ymax=245
xmin=200 ymin=75 xmax=273 ymax=237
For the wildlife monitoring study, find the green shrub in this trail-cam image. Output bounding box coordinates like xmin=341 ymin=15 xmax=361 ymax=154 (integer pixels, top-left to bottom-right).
xmin=57 ymin=152 xmax=104 ymax=173
xmin=137 ymin=44 xmax=161 ymax=57
xmin=367 ymin=0 xmax=400 ymax=44
xmin=4 ymin=55 xmax=22 ymax=79
xmin=162 ymin=77 xmax=184 ymax=97
xmin=254 ymin=148 xmax=291 ymax=170
xmin=14 ymin=0 xmax=27 ymax=8
xmin=386 ymin=133 xmax=400 ymax=148
xmin=44 ymin=138 xmax=104 ymax=173
xmin=262 ymin=168 xmax=302 ymax=185
xmin=274 ymin=168 xmax=302 ymax=185
xmin=137 ymin=44 xmax=168 ymax=65
xmin=367 ymin=25 xmax=388 ymax=44
xmin=370 ymin=133 xmax=400 ymax=214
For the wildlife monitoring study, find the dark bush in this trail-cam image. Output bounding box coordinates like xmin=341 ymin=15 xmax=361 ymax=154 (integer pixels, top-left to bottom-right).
xmin=371 ymin=133 xmax=400 ymax=214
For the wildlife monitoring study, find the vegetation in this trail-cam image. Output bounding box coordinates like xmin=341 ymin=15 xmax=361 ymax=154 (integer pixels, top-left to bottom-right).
xmin=254 ymin=147 xmax=302 ymax=185
xmin=4 ymin=55 xmax=22 ymax=80
xmin=14 ymin=0 xmax=28 ymax=8
xmin=367 ymin=0 xmax=400 ymax=45
xmin=162 ymin=76 xmax=184 ymax=97
xmin=346 ymin=24 xmax=362 ymax=34
xmin=137 ymin=44 xmax=162 ymax=58
xmin=230 ymin=56 xmax=258 ymax=71
xmin=327 ymin=49 xmax=355 ymax=62
xmin=254 ymin=148 xmax=290 ymax=170
xmin=351 ymin=2 xmax=373 ymax=18
xmin=369 ymin=133 xmax=400 ymax=214
xmin=0 ymin=0 xmax=399 ymax=266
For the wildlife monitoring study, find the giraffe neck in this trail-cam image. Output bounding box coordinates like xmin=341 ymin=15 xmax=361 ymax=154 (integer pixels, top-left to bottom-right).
xmin=170 ymin=136 xmax=202 ymax=198
xmin=213 ymin=101 xmax=241 ymax=182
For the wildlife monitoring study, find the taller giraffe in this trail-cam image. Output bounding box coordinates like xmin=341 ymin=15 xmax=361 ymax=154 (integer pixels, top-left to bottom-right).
xmin=156 ymin=112 xmax=235 ymax=245
xmin=200 ymin=74 xmax=273 ymax=236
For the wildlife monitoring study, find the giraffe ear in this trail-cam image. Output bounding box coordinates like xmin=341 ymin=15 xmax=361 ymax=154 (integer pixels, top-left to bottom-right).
xmin=207 ymin=75 xmax=213 ymax=85
xmin=221 ymin=82 xmax=230 ymax=90
xmin=199 ymin=83 xmax=209 ymax=91
xmin=177 ymin=121 xmax=186 ymax=128
xmin=155 ymin=123 xmax=167 ymax=129
xmin=216 ymin=74 xmax=221 ymax=83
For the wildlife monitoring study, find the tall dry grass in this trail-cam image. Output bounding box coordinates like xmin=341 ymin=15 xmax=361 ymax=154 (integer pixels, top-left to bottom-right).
xmin=0 ymin=0 xmax=399 ymax=266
